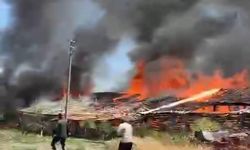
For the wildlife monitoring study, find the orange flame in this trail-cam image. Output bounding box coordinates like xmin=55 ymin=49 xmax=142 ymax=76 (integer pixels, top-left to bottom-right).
xmin=179 ymin=70 xmax=249 ymax=98
xmin=127 ymin=57 xmax=249 ymax=102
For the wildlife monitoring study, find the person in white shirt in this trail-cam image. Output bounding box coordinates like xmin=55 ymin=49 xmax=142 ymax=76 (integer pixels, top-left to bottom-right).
xmin=117 ymin=119 xmax=133 ymax=150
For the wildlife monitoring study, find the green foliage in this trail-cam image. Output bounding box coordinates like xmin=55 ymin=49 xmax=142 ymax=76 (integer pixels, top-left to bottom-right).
xmin=191 ymin=117 xmax=221 ymax=132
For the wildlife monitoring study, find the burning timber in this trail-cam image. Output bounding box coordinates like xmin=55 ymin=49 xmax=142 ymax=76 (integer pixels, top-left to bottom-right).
xmin=18 ymin=88 xmax=250 ymax=139
xmin=139 ymin=88 xmax=250 ymax=132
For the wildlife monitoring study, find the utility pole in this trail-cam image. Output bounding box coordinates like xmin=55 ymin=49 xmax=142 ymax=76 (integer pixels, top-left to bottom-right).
xmin=64 ymin=40 xmax=76 ymax=119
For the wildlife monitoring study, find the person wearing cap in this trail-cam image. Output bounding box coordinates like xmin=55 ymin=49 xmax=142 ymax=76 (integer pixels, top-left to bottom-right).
xmin=51 ymin=113 xmax=68 ymax=150
xmin=117 ymin=119 xmax=133 ymax=150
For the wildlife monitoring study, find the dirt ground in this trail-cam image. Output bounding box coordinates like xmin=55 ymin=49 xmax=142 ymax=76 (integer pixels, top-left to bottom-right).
xmin=0 ymin=129 xmax=211 ymax=150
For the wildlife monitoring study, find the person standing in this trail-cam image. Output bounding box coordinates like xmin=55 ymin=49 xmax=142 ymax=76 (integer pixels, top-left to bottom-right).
xmin=117 ymin=119 xmax=133 ymax=150
xmin=51 ymin=113 xmax=68 ymax=150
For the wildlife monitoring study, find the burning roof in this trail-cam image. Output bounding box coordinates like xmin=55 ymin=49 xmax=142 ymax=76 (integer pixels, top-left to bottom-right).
xmin=206 ymin=88 xmax=250 ymax=105
xmin=140 ymin=88 xmax=250 ymax=114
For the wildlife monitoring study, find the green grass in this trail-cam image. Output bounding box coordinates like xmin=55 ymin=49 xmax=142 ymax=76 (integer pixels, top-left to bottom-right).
xmin=0 ymin=129 xmax=106 ymax=150
xmin=0 ymin=128 xmax=210 ymax=150
xmin=134 ymin=127 xmax=192 ymax=145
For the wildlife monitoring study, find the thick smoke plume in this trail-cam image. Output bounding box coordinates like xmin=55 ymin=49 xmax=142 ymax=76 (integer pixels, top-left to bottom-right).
xmin=98 ymin=0 xmax=250 ymax=76
xmin=0 ymin=0 xmax=115 ymax=108
xmin=1 ymin=0 xmax=250 ymax=109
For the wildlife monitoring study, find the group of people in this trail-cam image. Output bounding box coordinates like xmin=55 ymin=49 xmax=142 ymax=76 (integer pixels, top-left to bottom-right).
xmin=51 ymin=113 xmax=133 ymax=150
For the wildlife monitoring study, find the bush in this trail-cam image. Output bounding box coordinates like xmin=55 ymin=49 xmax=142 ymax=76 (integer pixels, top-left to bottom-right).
xmin=191 ymin=117 xmax=221 ymax=132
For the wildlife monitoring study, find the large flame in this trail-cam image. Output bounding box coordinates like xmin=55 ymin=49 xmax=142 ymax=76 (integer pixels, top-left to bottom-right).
xmin=127 ymin=57 xmax=249 ymax=100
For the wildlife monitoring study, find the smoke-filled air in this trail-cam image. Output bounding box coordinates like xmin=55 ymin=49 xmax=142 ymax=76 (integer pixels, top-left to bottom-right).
xmin=0 ymin=0 xmax=250 ymax=110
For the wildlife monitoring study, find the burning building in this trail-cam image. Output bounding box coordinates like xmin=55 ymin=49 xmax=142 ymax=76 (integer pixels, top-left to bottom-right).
xmin=1 ymin=0 xmax=250 ymax=140
xmin=0 ymin=0 xmax=249 ymax=105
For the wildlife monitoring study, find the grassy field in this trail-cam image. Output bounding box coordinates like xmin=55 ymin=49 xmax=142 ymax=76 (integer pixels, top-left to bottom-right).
xmin=0 ymin=129 xmax=105 ymax=150
xmin=0 ymin=129 xmax=211 ymax=150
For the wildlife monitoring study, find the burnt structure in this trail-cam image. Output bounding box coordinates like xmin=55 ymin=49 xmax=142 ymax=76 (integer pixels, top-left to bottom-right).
xmin=17 ymin=88 xmax=250 ymax=140
xmin=140 ymin=88 xmax=250 ymax=132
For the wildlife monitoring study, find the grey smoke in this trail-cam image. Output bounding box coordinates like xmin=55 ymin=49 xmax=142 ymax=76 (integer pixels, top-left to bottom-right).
xmin=1 ymin=0 xmax=250 ymax=109
xmin=0 ymin=0 xmax=114 ymax=107
xmin=97 ymin=0 xmax=248 ymax=72
xmin=72 ymin=26 xmax=117 ymax=94
xmin=97 ymin=0 xmax=250 ymax=89
xmin=192 ymin=24 xmax=250 ymax=75
xmin=189 ymin=0 xmax=250 ymax=76
xmin=97 ymin=0 xmax=199 ymax=41
xmin=129 ymin=1 xmax=238 ymax=62
xmin=97 ymin=0 xmax=250 ymax=83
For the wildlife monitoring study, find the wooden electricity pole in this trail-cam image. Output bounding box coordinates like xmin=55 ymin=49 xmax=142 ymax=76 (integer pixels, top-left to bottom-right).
xmin=64 ymin=40 xmax=76 ymax=119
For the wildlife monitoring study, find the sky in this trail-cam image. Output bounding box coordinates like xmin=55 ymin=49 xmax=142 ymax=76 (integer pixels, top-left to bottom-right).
xmin=0 ymin=0 xmax=11 ymax=30
xmin=0 ymin=0 xmax=135 ymax=92
xmin=93 ymin=37 xmax=135 ymax=92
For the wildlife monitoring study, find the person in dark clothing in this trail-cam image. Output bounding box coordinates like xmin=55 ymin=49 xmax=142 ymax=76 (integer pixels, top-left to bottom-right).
xmin=51 ymin=113 xmax=68 ymax=150
xmin=51 ymin=136 xmax=66 ymax=150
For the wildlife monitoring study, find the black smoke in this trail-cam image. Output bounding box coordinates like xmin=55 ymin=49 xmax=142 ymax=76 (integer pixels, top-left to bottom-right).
xmin=1 ymin=0 xmax=250 ymax=109
xmin=0 ymin=0 xmax=116 ymax=107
